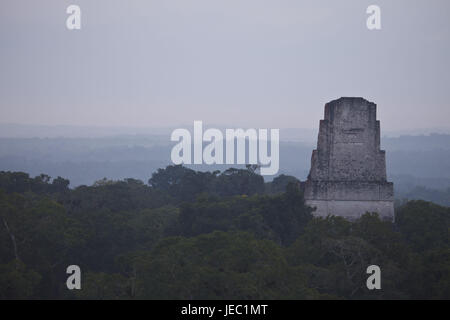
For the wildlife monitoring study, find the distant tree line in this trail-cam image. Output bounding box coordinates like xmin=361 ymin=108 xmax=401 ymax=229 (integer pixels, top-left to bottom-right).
xmin=397 ymin=186 xmax=450 ymax=207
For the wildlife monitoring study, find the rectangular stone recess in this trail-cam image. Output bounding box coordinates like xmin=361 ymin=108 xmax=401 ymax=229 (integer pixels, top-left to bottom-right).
xmin=304 ymin=97 xmax=394 ymax=220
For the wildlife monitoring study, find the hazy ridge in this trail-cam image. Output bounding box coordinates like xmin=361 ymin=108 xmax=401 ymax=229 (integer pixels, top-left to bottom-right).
xmin=0 ymin=124 xmax=450 ymax=204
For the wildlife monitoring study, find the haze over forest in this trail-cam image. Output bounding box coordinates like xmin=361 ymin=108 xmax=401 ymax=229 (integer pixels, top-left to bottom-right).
xmin=0 ymin=123 xmax=449 ymax=206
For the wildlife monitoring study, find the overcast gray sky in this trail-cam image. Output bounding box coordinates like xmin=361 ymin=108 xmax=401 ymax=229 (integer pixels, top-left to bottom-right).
xmin=0 ymin=0 xmax=449 ymax=130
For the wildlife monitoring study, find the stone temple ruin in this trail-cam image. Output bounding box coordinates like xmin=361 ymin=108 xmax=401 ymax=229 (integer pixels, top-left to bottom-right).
xmin=304 ymin=97 xmax=394 ymax=220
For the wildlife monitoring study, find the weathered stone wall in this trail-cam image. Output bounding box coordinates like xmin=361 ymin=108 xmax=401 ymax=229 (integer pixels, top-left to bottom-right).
xmin=305 ymin=200 xmax=394 ymax=220
xmin=304 ymin=97 xmax=394 ymax=220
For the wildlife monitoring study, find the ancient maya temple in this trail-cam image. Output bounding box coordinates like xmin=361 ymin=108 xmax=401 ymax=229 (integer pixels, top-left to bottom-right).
xmin=304 ymin=97 xmax=394 ymax=220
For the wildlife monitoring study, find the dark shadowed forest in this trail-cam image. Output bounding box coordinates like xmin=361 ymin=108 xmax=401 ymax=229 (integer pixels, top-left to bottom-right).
xmin=0 ymin=165 xmax=449 ymax=299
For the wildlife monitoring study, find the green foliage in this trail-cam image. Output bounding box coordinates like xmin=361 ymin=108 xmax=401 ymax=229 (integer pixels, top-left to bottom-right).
xmin=286 ymin=214 xmax=410 ymax=299
xmin=0 ymin=260 xmax=41 ymax=299
xmin=0 ymin=168 xmax=449 ymax=299
xmin=396 ymin=200 xmax=449 ymax=252
xmin=0 ymin=171 xmax=70 ymax=194
xmin=266 ymin=174 xmax=301 ymax=194
xmin=130 ymin=231 xmax=317 ymax=299
xmin=149 ymin=165 xmax=265 ymax=201
xmin=73 ymin=272 xmax=130 ymax=300
xmin=178 ymin=182 xmax=312 ymax=245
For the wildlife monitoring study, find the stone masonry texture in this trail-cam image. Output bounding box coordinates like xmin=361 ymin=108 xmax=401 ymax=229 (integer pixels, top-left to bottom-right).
xmin=304 ymin=97 xmax=394 ymax=220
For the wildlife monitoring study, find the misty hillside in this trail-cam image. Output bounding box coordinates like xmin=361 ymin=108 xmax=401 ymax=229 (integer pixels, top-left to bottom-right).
xmin=0 ymin=130 xmax=449 ymax=204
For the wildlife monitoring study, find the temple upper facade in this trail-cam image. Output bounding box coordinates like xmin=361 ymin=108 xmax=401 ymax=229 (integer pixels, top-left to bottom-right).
xmin=304 ymin=97 xmax=394 ymax=220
